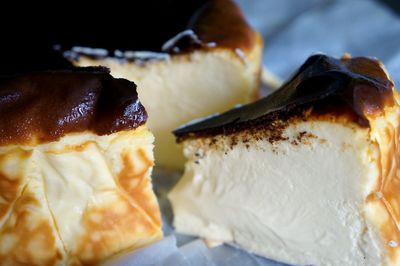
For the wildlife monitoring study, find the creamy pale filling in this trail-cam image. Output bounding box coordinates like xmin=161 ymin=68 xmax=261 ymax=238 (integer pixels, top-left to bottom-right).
xmin=73 ymin=48 xmax=262 ymax=169
xmin=0 ymin=126 xmax=162 ymax=265
xmin=169 ymin=121 xmax=385 ymax=266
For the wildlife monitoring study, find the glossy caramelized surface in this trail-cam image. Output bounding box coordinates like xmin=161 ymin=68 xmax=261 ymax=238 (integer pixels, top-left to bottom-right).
xmin=0 ymin=67 xmax=147 ymax=145
xmin=163 ymin=0 xmax=256 ymax=54
xmin=174 ymin=54 xmax=394 ymax=140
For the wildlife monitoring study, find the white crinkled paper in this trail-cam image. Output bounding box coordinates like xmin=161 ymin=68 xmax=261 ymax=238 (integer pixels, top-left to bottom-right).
xmin=239 ymin=0 xmax=400 ymax=87
xmin=106 ymin=1 xmax=400 ymax=265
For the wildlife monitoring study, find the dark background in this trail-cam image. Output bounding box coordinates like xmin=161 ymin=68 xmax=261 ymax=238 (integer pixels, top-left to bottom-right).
xmin=1 ymin=0 xmax=399 ymax=52
xmin=381 ymin=0 xmax=400 ymax=13
xmin=0 ymin=0 xmax=398 ymax=76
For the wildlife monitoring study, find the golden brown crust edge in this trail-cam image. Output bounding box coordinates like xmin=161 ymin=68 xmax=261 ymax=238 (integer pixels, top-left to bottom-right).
xmin=0 ymin=128 xmax=162 ymax=265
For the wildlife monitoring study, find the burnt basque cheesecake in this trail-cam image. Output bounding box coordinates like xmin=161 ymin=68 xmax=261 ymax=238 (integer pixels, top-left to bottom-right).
xmin=0 ymin=68 xmax=162 ymax=265
xmin=168 ymin=54 xmax=400 ymax=265
xmin=58 ymin=0 xmax=263 ymax=169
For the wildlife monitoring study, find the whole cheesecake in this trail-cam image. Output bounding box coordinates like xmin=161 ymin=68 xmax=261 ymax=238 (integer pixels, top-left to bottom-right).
xmin=169 ymin=54 xmax=400 ymax=265
xmin=0 ymin=68 xmax=162 ymax=265
xmin=58 ymin=0 xmax=263 ymax=169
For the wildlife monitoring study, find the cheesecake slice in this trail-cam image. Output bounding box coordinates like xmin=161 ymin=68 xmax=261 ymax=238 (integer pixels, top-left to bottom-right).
xmin=169 ymin=54 xmax=400 ymax=266
xmin=59 ymin=0 xmax=263 ymax=169
xmin=0 ymin=68 xmax=162 ymax=265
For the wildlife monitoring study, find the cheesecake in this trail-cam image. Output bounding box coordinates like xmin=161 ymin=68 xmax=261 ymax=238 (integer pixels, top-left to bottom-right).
xmin=58 ymin=0 xmax=263 ymax=169
xmin=0 ymin=68 xmax=162 ymax=265
xmin=169 ymin=54 xmax=400 ymax=265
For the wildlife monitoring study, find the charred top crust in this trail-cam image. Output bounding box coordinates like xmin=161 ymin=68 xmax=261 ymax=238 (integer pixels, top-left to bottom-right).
xmin=60 ymin=0 xmax=256 ymax=60
xmin=174 ymin=54 xmax=394 ymax=141
xmin=0 ymin=68 xmax=147 ymax=146
xmin=164 ymin=0 xmax=255 ymax=54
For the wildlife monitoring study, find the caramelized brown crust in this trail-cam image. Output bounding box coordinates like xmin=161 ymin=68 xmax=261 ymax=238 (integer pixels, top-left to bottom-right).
xmin=174 ymin=54 xmax=394 ymax=141
xmin=192 ymin=0 xmax=255 ymax=52
xmin=0 ymin=67 xmax=147 ymax=146
xmin=163 ymin=0 xmax=256 ymax=54
xmin=61 ymin=0 xmax=257 ymax=60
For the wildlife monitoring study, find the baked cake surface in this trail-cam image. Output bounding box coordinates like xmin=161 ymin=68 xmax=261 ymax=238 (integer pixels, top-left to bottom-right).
xmin=0 ymin=68 xmax=162 ymax=265
xmin=59 ymin=0 xmax=263 ymax=169
xmin=169 ymin=54 xmax=400 ymax=265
